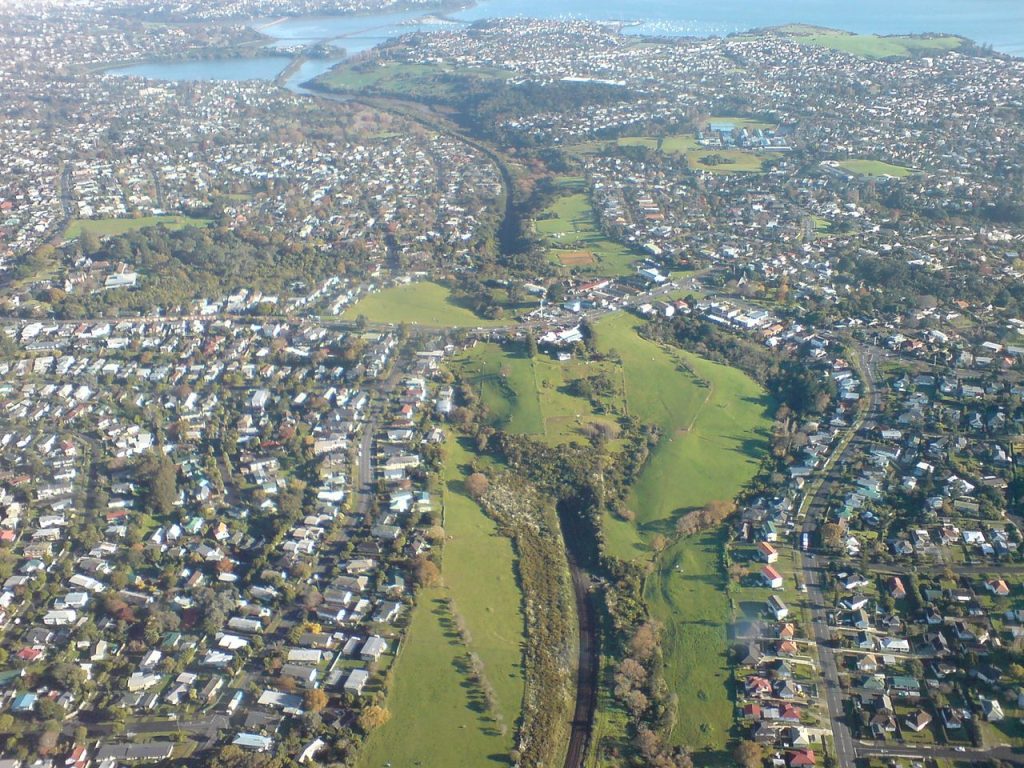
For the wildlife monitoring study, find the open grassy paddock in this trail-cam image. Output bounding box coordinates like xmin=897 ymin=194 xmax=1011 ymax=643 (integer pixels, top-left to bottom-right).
xmin=450 ymin=313 xmax=771 ymax=759
xmin=341 ymin=282 xmax=508 ymax=327
xmin=590 ymin=313 xmax=771 ymax=755
xmin=363 ymin=435 xmax=525 ymax=767
xmin=452 ymin=340 xmax=625 ymax=445
xmin=441 ymin=435 xmax=526 ymax=737
xmin=64 ymin=215 xmax=210 ymax=240
xmin=646 ymin=529 xmax=734 ymax=754
xmin=356 ymin=587 xmax=513 ymax=768
xmin=594 ymin=314 xmax=770 ymax=556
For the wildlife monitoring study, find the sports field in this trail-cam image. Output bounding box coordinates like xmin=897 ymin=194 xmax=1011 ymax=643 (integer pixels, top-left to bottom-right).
xmin=536 ymin=188 xmax=641 ymax=277
xmin=836 ymin=159 xmax=915 ymax=177
xmin=686 ymin=149 xmax=778 ymax=174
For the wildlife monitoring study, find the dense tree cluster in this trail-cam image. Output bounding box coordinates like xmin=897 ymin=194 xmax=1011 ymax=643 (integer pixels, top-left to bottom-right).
xmin=54 ymin=224 xmax=356 ymax=317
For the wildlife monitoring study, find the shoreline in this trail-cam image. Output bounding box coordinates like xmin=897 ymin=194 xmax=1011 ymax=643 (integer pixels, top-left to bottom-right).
xmin=249 ymin=0 xmax=476 ymax=36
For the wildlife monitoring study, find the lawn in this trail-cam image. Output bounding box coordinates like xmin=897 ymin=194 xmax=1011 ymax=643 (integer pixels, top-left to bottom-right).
xmin=775 ymin=25 xmax=964 ymax=59
xmin=357 ymin=589 xmax=513 ymax=768
xmin=452 ymin=341 xmax=624 ymax=445
xmin=64 ymin=215 xmax=209 ymax=240
xmin=836 ymin=159 xmax=915 ymax=177
xmin=441 ymin=435 xmax=526 ymax=734
xmin=616 ymin=136 xmax=659 ymax=150
xmin=566 ymin=132 xmax=745 ymax=158
xmin=646 ymin=529 xmax=734 ymax=753
xmin=536 ymin=191 xmax=642 ymax=277
xmin=341 ymin=282 xmax=506 ymax=327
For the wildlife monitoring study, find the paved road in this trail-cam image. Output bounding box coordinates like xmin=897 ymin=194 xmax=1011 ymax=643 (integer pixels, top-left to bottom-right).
xmin=797 ymin=343 xmax=883 ymax=768
xmin=857 ymin=742 xmax=1024 ymax=763
xmin=800 ymin=556 xmax=856 ymax=767
xmin=353 ymin=415 xmax=375 ymax=518
xmin=352 ymin=351 xmax=409 ymax=518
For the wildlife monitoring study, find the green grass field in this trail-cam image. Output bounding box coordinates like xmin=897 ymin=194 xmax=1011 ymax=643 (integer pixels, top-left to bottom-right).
xmin=536 ymin=190 xmax=641 ymax=276
xmin=836 ymin=159 xmax=915 ymax=177
xmin=707 ymin=116 xmax=778 ymax=131
xmin=573 ymin=126 xmax=765 ymax=158
xmin=317 ymin=60 xmax=511 ymax=99
xmin=64 ymin=215 xmax=209 ymax=240
xmin=357 ymin=588 xmax=512 ymax=768
xmin=591 ymin=314 xmax=770 ymax=755
xmin=450 ymin=313 xmax=770 ymax=758
xmin=441 ymin=435 xmax=526 ymax=730
xmin=594 ymin=314 xmax=770 ymax=557
xmin=452 ymin=342 xmax=624 ymax=445
xmin=646 ymin=529 xmax=733 ymax=753
xmin=341 ymin=282 xmax=506 ymax=327
xmin=616 ymin=136 xmax=659 ymax=150
xmin=775 ymin=25 xmax=964 ymax=58
xmin=686 ymin=149 xmax=780 ymax=174
xmin=661 ymin=135 xmax=700 ymax=154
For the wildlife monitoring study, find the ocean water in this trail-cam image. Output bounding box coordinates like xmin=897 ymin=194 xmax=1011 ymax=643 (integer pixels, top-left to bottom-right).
xmin=111 ymin=56 xmax=293 ymax=82
xmin=451 ymin=0 xmax=1024 ymax=55
xmin=109 ymin=0 xmax=1024 ymax=84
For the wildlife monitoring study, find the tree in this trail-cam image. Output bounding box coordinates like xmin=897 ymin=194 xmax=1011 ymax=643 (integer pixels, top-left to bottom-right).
xmin=358 ymin=705 xmax=391 ymax=732
xmin=304 ymin=688 xmax=328 ymax=713
xmin=464 ymin=472 xmax=490 ymax=500
xmin=525 ymin=331 xmax=538 ymax=358
xmin=733 ymin=739 xmax=764 ymax=768
xmin=629 ymin=622 xmax=660 ymax=662
xmin=140 ymin=451 xmax=177 ymax=517
xmin=821 ymin=522 xmax=844 ymax=551
xmin=80 ymin=230 xmax=102 ymax=255
xmin=413 ymin=556 xmax=442 ymax=588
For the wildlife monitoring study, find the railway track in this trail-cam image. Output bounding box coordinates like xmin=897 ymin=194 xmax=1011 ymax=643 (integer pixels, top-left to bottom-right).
xmin=564 ymin=551 xmax=599 ymax=768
